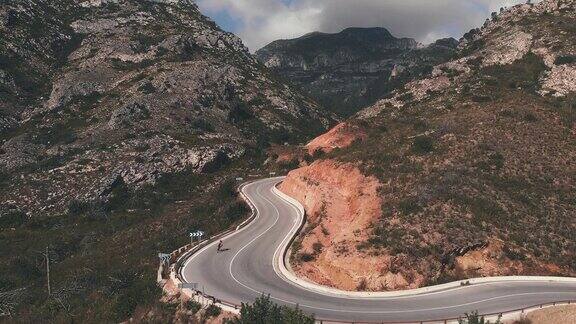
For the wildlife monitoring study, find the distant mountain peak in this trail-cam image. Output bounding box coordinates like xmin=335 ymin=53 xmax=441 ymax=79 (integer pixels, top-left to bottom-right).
xmin=255 ymin=27 xmax=456 ymax=117
xmin=340 ymin=27 xmax=394 ymax=38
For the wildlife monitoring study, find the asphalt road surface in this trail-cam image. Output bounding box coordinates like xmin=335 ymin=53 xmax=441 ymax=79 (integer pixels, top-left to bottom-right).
xmin=181 ymin=177 xmax=576 ymax=323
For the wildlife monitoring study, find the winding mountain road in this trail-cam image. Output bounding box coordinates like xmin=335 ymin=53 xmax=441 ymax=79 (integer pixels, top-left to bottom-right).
xmin=181 ymin=177 xmax=576 ymax=323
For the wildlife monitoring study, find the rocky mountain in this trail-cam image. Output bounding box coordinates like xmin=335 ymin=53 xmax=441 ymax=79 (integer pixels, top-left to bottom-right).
xmin=279 ymin=0 xmax=576 ymax=292
xmin=0 ymin=0 xmax=333 ymax=321
xmin=256 ymin=27 xmax=458 ymax=117
xmin=0 ymin=0 xmax=333 ymax=216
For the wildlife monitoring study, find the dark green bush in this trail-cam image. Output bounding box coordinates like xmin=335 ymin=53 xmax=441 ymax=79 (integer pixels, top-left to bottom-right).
xmin=226 ymin=295 xmax=314 ymax=324
xmin=554 ymin=55 xmax=576 ymax=65
xmin=204 ymin=304 xmax=221 ymax=318
xmin=186 ymin=300 xmax=202 ymax=314
xmin=228 ymin=102 xmax=253 ymax=124
xmin=191 ymin=119 xmax=215 ymax=133
xmin=398 ymin=197 xmax=422 ymax=215
xmin=68 ymin=199 xmax=92 ymax=216
xmin=458 ymin=310 xmax=501 ymax=324
xmin=412 ymin=136 xmax=434 ymax=154
xmin=0 ymin=210 xmax=26 ymax=228
xmin=299 ymin=252 xmax=315 ymax=262
xmin=138 ymin=82 xmax=156 ymax=94
xmin=524 ymin=112 xmax=538 ymax=122
xmin=503 ymin=246 xmax=526 ymax=261
xmin=483 ymin=53 xmax=547 ymax=92
xmin=0 ymin=169 xmax=10 ymax=186
xmin=224 ymin=201 xmax=249 ymax=223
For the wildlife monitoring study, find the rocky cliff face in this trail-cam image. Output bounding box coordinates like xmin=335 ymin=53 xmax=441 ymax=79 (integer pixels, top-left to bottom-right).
xmin=281 ymin=0 xmax=576 ymax=291
xmin=256 ymin=28 xmax=458 ymax=117
xmin=0 ymin=0 xmax=333 ymax=216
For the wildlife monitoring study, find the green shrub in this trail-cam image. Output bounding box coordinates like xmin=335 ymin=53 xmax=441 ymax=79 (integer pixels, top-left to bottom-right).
xmin=312 ymin=149 xmax=325 ymax=159
xmin=228 ymin=102 xmax=253 ymax=124
xmin=0 ymin=169 xmax=10 ymax=186
xmin=226 ymin=295 xmax=314 ymax=324
xmin=398 ymin=92 xmax=414 ymax=102
xmin=131 ymin=34 xmax=163 ymax=54
xmin=554 ymin=55 xmax=576 ymax=65
xmin=204 ymin=304 xmax=221 ymax=318
xmin=191 ymin=119 xmax=215 ymax=133
xmin=138 ymin=82 xmax=156 ymax=94
xmin=483 ymin=53 xmax=547 ymax=92
xmin=111 ymin=271 xmax=162 ymax=321
xmin=398 ymin=197 xmax=422 ymax=215
xmin=299 ymin=252 xmax=315 ymax=262
xmin=68 ymin=199 xmax=92 ymax=216
xmin=224 ymin=201 xmax=249 ymax=223
xmin=458 ymin=311 xmax=501 ymax=324
xmin=503 ymin=246 xmax=526 ymax=261
xmin=524 ymin=112 xmax=538 ymax=122
xmin=0 ymin=210 xmax=26 ymax=228
xmin=186 ymin=300 xmax=202 ymax=314
xmin=412 ymin=136 xmax=434 ymax=154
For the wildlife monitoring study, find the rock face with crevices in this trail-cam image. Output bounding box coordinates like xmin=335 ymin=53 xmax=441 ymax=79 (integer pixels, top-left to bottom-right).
xmin=256 ymin=28 xmax=458 ymax=117
xmin=0 ymin=0 xmax=333 ymax=215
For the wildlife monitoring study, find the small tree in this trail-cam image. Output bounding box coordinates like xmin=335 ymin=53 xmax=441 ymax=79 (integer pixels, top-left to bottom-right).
xmin=458 ymin=311 xmax=502 ymax=324
xmin=412 ymin=136 xmax=434 ymax=154
xmin=185 ymin=300 xmax=202 ymax=314
xmin=204 ymin=304 xmax=222 ymax=319
xmin=226 ymin=295 xmax=314 ymax=324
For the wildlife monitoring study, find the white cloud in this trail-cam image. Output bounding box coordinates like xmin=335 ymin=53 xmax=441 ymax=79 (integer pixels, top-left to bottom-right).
xmin=197 ymin=0 xmax=534 ymax=51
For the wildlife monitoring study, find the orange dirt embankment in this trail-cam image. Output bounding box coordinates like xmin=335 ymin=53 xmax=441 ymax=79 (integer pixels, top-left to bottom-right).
xmin=280 ymin=160 xmax=417 ymax=291
xmin=305 ymin=122 xmax=366 ymax=155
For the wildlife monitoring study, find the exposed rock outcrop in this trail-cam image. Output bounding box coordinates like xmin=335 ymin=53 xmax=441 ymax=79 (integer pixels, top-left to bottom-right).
xmin=256 ymin=28 xmax=457 ymax=117
xmin=305 ymin=122 xmax=367 ymax=155
xmin=0 ymin=0 xmax=333 ymax=214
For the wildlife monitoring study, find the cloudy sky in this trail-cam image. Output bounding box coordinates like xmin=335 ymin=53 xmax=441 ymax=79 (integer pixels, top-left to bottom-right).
xmin=197 ymin=0 xmax=532 ymax=52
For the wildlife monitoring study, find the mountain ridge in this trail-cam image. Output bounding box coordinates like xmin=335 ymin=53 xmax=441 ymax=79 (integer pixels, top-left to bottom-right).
xmin=256 ymin=27 xmax=457 ymax=117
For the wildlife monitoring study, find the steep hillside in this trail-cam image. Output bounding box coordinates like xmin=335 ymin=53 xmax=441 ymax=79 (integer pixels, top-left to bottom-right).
xmin=256 ymin=28 xmax=458 ymax=117
xmin=0 ymin=0 xmax=332 ymax=321
xmin=281 ymin=0 xmax=576 ymax=291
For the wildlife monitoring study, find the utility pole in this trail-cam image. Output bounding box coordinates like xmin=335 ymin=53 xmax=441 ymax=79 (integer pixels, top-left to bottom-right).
xmin=45 ymin=246 xmax=51 ymax=297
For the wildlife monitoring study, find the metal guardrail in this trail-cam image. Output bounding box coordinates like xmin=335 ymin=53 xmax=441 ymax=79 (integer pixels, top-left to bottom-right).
xmin=165 ymin=180 xmax=258 ymax=276
xmin=156 ymin=180 xmax=260 ymax=313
